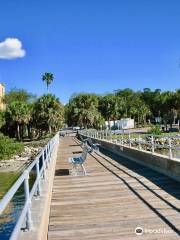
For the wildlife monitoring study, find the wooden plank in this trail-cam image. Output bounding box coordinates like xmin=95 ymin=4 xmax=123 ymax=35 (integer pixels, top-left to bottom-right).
xmin=48 ymin=136 xmax=180 ymax=240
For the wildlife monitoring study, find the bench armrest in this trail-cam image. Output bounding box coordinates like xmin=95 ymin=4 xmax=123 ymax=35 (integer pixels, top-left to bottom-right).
xmin=94 ymin=143 xmax=101 ymax=146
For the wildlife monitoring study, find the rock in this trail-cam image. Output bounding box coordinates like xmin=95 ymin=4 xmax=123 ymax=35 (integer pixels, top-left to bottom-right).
xmin=16 ymin=157 xmax=29 ymax=162
xmin=0 ymin=144 xmax=43 ymax=172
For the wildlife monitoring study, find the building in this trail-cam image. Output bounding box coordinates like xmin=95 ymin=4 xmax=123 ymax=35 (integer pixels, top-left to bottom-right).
xmin=0 ymin=83 xmax=5 ymax=110
xmin=105 ymin=118 xmax=134 ymax=130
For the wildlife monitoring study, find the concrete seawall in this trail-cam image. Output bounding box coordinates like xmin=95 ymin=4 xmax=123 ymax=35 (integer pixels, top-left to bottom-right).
xmin=82 ymin=136 xmax=180 ymax=182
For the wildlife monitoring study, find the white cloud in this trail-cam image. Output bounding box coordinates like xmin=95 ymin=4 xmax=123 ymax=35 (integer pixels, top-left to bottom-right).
xmin=0 ymin=38 xmax=26 ymax=59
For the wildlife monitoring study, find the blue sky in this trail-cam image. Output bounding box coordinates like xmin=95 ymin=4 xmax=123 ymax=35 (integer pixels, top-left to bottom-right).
xmin=0 ymin=0 xmax=180 ymax=103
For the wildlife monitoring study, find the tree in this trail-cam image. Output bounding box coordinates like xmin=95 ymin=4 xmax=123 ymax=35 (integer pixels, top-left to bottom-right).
xmin=33 ymin=94 xmax=64 ymax=134
xmin=0 ymin=111 xmax=5 ymax=129
xmin=129 ymin=95 xmax=151 ymax=126
xmin=115 ymin=88 xmax=135 ymax=117
xmin=5 ymin=101 xmax=32 ymax=140
xmin=4 ymin=88 xmax=36 ymax=105
xmin=174 ymin=89 xmax=180 ymax=129
xmin=42 ymin=72 xmax=54 ymax=91
xmin=99 ymin=94 xmax=121 ymax=128
xmin=3 ymin=89 xmax=35 ymax=139
xmin=66 ymin=93 xmax=102 ymax=128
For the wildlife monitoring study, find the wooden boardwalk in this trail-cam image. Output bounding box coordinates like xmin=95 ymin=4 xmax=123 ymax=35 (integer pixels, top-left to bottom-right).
xmin=48 ymin=136 xmax=180 ymax=240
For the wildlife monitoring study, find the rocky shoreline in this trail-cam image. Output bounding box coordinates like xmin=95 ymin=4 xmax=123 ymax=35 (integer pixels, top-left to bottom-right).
xmin=0 ymin=145 xmax=42 ymax=172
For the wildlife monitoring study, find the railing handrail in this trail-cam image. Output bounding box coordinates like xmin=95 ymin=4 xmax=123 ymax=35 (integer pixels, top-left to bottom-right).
xmin=0 ymin=132 xmax=59 ymax=240
xmin=79 ymin=130 xmax=180 ymax=160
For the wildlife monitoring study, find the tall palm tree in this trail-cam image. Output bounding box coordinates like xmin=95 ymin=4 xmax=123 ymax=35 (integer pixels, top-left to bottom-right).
xmin=42 ymin=72 xmax=54 ymax=92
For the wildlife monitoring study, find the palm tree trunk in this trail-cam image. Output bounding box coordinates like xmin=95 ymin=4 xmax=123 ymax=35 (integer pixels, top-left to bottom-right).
xmin=137 ymin=113 xmax=140 ymax=126
xmin=108 ymin=119 xmax=111 ymax=130
xmin=17 ymin=123 xmax=20 ymax=140
xmin=20 ymin=124 xmax=23 ymax=139
xmin=49 ymin=125 xmax=52 ymax=134
xmin=27 ymin=125 xmax=31 ymax=139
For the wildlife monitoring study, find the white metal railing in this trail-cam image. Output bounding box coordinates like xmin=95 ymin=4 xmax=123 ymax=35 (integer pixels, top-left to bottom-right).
xmin=79 ymin=129 xmax=180 ymax=160
xmin=0 ymin=133 xmax=59 ymax=240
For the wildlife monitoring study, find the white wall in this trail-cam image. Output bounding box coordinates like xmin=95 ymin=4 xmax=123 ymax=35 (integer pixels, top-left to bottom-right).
xmin=105 ymin=118 xmax=134 ymax=129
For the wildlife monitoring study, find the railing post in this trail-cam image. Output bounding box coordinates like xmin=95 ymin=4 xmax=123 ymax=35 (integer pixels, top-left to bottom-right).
xmin=151 ymin=135 xmax=155 ymax=154
xmin=36 ymin=159 xmax=41 ymax=196
xmin=168 ymin=138 xmax=173 ymax=159
xmin=49 ymin=141 xmax=52 ymax=161
xmin=110 ymin=131 xmax=112 ymax=142
xmin=121 ymin=135 xmax=124 ymax=145
xmin=45 ymin=146 xmax=49 ymax=168
xmin=24 ymin=170 xmax=32 ymax=230
xmin=42 ymin=149 xmax=46 ymax=179
xmin=129 ymin=133 xmax=131 ymax=147
xmin=138 ymin=135 xmax=141 ymax=150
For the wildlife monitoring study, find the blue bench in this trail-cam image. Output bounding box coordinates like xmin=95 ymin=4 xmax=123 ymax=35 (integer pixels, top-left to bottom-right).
xmin=79 ymin=135 xmax=88 ymax=147
xmin=68 ymin=146 xmax=90 ymax=175
xmin=87 ymin=138 xmax=101 ymax=151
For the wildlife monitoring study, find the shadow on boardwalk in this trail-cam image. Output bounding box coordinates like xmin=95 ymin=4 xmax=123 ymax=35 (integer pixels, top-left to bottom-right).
xmin=48 ymin=136 xmax=180 ymax=240
xmin=92 ymin=148 xmax=180 ymax=236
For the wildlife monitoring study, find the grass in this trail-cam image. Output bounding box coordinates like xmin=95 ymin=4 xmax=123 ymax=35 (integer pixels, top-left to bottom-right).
xmin=0 ymin=172 xmax=20 ymax=199
xmin=0 ymin=134 xmax=24 ymax=160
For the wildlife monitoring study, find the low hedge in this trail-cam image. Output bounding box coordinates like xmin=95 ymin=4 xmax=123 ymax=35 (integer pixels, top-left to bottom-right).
xmin=0 ymin=134 xmax=24 ymax=160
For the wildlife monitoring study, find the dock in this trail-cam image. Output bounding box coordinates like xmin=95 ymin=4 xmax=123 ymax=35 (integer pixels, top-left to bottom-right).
xmin=48 ymin=136 xmax=180 ymax=239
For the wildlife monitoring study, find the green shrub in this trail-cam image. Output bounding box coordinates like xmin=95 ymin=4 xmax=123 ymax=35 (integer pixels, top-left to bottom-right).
xmin=0 ymin=134 xmax=24 ymax=160
xmin=148 ymin=124 xmax=162 ymax=135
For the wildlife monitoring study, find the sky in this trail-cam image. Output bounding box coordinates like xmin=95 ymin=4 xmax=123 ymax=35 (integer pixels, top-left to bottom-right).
xmin=0 ymin=0 xmax=180 ymax=103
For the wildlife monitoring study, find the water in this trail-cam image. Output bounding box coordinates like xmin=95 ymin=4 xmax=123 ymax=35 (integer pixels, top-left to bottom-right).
xmin=0 ymin=187 xmax=25 ymax=240
xmin=0 ymin=172 xmax=36 ymax=240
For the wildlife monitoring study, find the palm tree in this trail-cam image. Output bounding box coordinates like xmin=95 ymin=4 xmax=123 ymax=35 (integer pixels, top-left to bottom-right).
xmin=67 ymin=93 xmax=100 ymax=128
xmin=33 ymin=94 xmax=64 ymax=134
xmin=42 ymin=72 xmax=54 ymax=92
xmin=6 ymin=101 xmax=31 ymax=140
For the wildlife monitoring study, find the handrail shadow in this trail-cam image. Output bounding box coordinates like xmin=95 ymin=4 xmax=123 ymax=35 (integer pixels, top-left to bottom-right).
xmin=99 ymin=148 xmax=180 ymax=201
xmin=91 ymin=150 xmax=180 ymax=236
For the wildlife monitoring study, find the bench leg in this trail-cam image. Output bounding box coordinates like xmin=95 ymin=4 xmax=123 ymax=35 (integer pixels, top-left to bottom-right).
xmin=72 ymin=164 xmax=77 ymax=175
xmin=81 ymin=164 xmax=86 ymax=175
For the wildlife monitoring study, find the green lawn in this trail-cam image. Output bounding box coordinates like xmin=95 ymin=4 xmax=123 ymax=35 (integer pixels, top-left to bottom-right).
xmin=0 ymin=172 xmax=20 ymax=199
